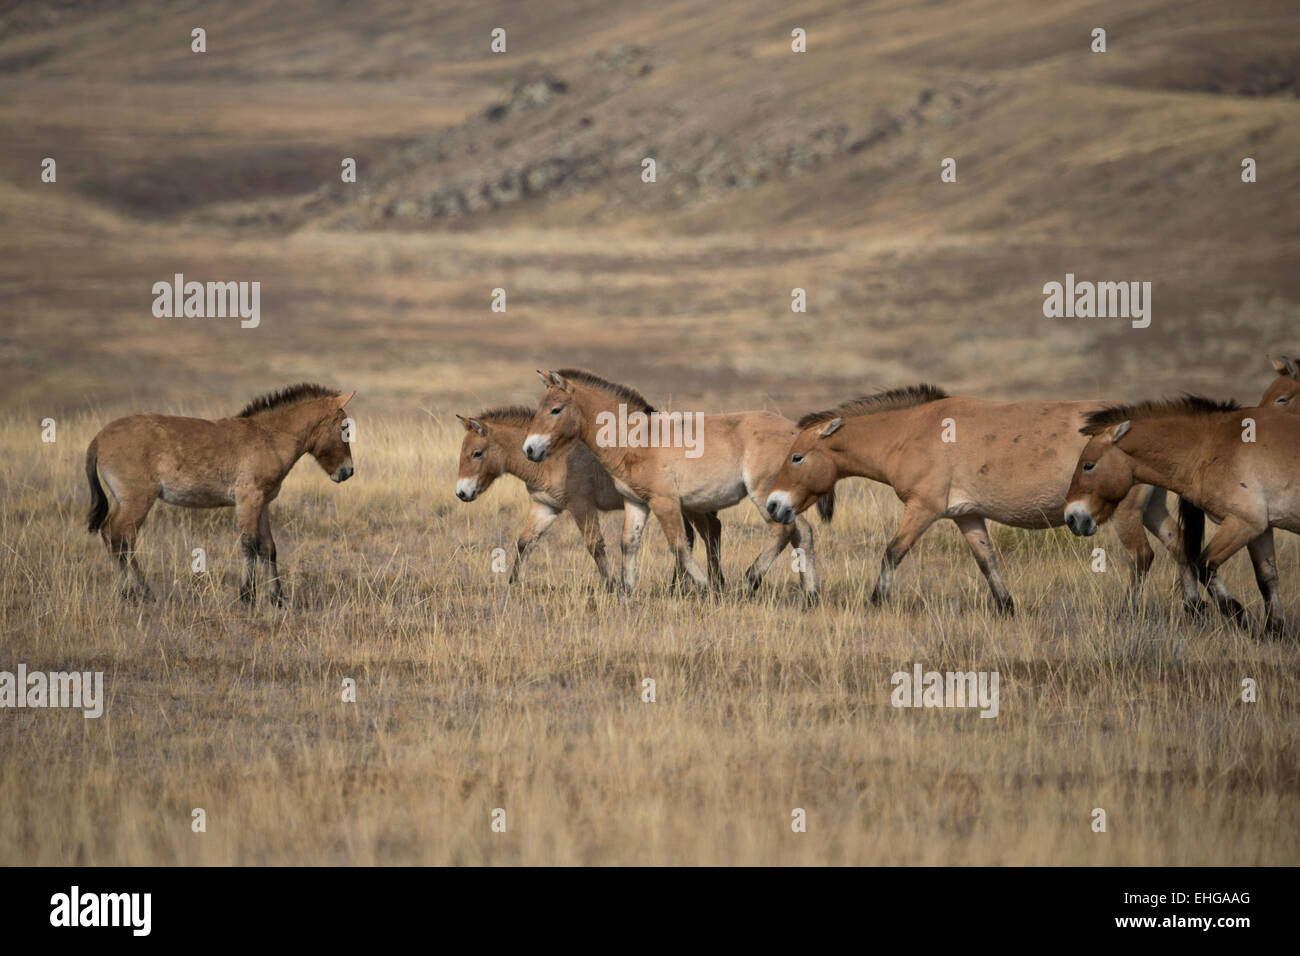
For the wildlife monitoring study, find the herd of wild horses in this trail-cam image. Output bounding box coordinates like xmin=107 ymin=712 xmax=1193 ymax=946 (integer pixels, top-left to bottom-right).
xmin=85 ymin=356 xmax=1300 ymax=632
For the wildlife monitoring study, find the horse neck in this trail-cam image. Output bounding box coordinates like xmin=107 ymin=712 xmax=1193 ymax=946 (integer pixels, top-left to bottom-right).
xmin=571 ymin=385 xmax=627 ymax=470
xmin=491 ymin=422 xmax=548 ymax=490
xmin=1123 ymin=417 xmax=1212 ymax=495
xmin=830 ymin=416 xmax=897 ymax=484
xmin=249 ymin=402 xmax=324 ymax=463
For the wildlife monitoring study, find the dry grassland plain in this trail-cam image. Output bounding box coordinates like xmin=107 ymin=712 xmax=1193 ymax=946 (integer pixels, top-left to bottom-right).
xmin=1 ymin=1 xmax=1298 ymax=864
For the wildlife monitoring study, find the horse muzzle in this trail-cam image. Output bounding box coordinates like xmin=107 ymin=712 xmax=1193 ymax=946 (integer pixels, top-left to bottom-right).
xmin=765 ymin=491 xmax=797 ymax=525
xmin=1063 ymin=502 xmax=1096 ymax=536
xmin=331 ymin=462 xmax=354 ymax=483
xmin=522 ymin=435 xmax=550 ymax=463
xmin=456 ymin=478 xmax=478 ymax=502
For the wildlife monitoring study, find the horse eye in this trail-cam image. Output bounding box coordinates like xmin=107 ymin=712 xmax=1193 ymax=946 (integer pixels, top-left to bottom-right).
xmin=550 ymin=406 xmax=561 ymax=415
xmin=1082 ymin=462 xmax=1095 ymax=473
xmin=1277 ymin=396 xmax=1291 ymax=406
xmin=472 ymin=450 xmax=483 ymax=459
xmin=792 ymin=454 xmax=805 ymax=465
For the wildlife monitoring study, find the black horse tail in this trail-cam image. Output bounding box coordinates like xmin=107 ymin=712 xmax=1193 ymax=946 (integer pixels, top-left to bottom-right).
xmin=86 ymin=437 xmax=110 ymax=534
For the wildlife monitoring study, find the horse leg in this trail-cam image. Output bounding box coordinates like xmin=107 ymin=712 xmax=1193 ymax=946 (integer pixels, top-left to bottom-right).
xmin=680 ymin=512 xmax=723 ymax=591
xmin=743 ymin=520 xmax=794 ymax=594
xmin=236 ymin=494 xmax=266 ymax=604
xmin=1112 ymin=490 xmax=1155 ymax=611
xmin=1246 ymin=530 xmax=1284 ymax=635
xmin=1138 ymin=486 xmax=1203 ymax=613
xmin=791 ymin=513 xmax=818 ymax=605
xmin=871 ymin=500 xmax=938 ymax=606
xmin=258 ymin=506 xmax=284 ymax=608
xmin=669 ymin=513 xmax=695 ymax=594
xmin=509 ymin=500 xmax=560 ymax=584
xmin=1198 ymin=515 xmax=1264 ymax=625
xmin=703 ymin=511 xmax=725 ymax=588
xmin=953 ymin=514 xmax=1014 ymax=615
xmin=620 ymin=499 xmax=651 ymax=591
xmin=104 ymin=494 xmax=155 ymax=602
xmin=649 ymin=497 xmax=710 ymax=592
xmin=569 ymin=502 xmax=612 ymax=586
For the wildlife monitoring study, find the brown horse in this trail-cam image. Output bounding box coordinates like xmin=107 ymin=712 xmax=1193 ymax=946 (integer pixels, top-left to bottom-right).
xmin=764 ymin=386 xmax=1201 ymax=614
xmin=85 ymin=383 xmax=355 ymax=605
xmin=1169 ymin=355 xmax=1300 ymax=618
xmin=454 ymin=406 xmax=721 ymax=586
xmin=1066 ymin=397 xmax=1300 ymax=633
xmin=522 ymin=370 xmax=829 ymax=600
xmin=1260 ymin=354 xmax=1300 ymax=408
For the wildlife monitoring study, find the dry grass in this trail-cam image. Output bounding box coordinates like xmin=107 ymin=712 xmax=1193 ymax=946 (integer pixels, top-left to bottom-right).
xmin=2 ymin=414 xmax=1297 ymax=865
xmin=1 ymin=0 xmax=1298 ymax=865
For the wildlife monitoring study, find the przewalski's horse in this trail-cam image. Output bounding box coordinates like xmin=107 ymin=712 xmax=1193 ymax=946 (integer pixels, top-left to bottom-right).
xmin=1066 ymin=397 xmax=1300 ymax=634
xmin=1173 ymin=355 xmax=1300 ymax=608
xmin=1260 ymin=354 xmax=1300 ymax=408
xmin=454 ymin=406 xmax=722 ymax=586
xmin=764 ymin=386 xmax=1202 ymax=614
xmin=521 ymin=370 xmax=831 ymax=600
xmin=85 ymin=383 xmax=355 ymax=605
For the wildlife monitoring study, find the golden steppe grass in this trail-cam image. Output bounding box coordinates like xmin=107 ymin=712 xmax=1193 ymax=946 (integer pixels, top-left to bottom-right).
xmin=3 ymin=0 xmax=1299 ymax=866
xmin=2 ymin=412 xmax=1297 ymax=865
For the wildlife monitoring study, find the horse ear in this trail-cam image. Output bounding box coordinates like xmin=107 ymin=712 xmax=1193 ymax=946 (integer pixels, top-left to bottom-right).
xmin=335 ymin=391 xmax=356 ymax=408
xmin=549 ymin=371 xmax=569 ymax=390
xmin=455 ymin=414 xmax=472 ymax=431
xmin=1269 ymin=355 xmax=1297 ymax=378
xmin=536 ymin=370 xmax=550 ymax=387
xmin=819 ymin=418 xmax=843 ymax=438
xmin=468 ymin=418 xmax=487 ymax=436
xmin=1109 ymin=420 xmax=1132 ymax=443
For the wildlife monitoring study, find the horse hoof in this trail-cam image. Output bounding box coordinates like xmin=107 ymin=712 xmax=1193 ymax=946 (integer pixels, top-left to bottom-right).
xmin=119 ymin=587 xmax=153 ymax=605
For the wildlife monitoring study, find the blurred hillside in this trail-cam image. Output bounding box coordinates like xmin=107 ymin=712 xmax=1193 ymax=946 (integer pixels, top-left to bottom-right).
xmin=1 ymin=0 xmax=1297 ymax=418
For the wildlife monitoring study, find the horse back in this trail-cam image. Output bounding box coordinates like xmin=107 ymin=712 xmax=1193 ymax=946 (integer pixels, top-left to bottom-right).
xmin=890 ymin=399 xmax=1102 ymax=526
xmin=92 ymin=413 xmax=277 ymax=506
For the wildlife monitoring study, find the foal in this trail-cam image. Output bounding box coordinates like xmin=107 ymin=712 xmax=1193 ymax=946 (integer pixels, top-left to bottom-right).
xmin=764 ymin=386 xmax=1200 ymax=614
xmin=522 ymin=370 xmax=827 ymax=599
xmin=455 ymin=406 xmax=722 ymax=585
xmin=1066 ymin=397 xmax=1300 ymax=633
xmin=86 ymin=384 xmax=355 ymax=605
